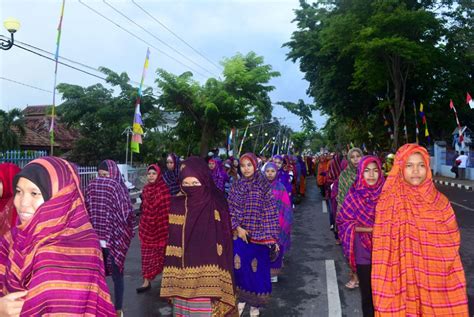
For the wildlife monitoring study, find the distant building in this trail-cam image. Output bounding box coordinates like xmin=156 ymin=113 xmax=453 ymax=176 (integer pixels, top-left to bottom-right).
xmin=13 ymin=105 xmax=80 ymax=153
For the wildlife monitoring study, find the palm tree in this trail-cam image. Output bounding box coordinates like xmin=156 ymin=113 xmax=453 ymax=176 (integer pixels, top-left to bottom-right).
xmin=0 ymin=108 xmax=26 ymax=151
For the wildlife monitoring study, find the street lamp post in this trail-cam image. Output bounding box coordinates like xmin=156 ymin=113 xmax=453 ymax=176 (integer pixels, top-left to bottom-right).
xmin=1 ymin=18 xmax=20 ymax=50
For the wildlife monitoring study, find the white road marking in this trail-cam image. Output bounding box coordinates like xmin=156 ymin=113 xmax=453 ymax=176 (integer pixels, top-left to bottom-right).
xmin=322 ymin=200 xmax=328 ymax=213
xmin=451 ymin=201 xmax=474 ymax=212
xmin=325 ymin=260 xmax=342 ymax=317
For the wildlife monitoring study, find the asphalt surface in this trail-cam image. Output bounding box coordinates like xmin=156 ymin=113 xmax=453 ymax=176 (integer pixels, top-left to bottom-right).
xmin=436 ymin=184 xmax=474 ymax=316
xmin=108 ymin=179 xmax=473 ymax=316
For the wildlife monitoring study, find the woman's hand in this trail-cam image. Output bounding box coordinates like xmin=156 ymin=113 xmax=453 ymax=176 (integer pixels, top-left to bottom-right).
xmin=0 ymin=291 xmax=28 ymax=317
xmin=236 ymin=226 xmax=249 ymax=243
xmin=355 ymin=226 xmax=373 ymax=233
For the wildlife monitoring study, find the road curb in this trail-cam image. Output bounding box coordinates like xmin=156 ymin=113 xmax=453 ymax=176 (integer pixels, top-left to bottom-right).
xmin=434 ymin=179 xmax=473 ymax=191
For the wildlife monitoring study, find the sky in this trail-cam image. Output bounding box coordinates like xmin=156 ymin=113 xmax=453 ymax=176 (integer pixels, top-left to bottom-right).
xmin=0 ymin=0 xmax=326 ymax=132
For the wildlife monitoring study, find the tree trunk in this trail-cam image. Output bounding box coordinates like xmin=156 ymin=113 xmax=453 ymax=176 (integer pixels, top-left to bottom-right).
xmin=199 ymin=124 xmax=213 ymax=158
xmin=388 ymin=55 xmax=409 ymax=151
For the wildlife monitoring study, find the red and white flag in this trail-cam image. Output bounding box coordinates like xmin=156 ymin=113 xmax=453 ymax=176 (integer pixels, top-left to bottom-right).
xmin=467 ymin=93 xmax=474 ymax=109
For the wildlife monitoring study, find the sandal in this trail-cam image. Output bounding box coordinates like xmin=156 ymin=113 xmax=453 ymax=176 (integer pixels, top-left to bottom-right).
xmin=345 ymin=280 xmax=359 ymax=289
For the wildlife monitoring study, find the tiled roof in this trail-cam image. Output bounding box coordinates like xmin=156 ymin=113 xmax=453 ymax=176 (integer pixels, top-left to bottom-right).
xmin=13 ymin=105 xmax=80 ymax=150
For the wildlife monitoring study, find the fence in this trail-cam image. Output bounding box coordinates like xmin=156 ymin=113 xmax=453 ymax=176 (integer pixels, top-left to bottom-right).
xmin=0 ymin=150 xmax=147 ymax=194
xmin=0 ymin=150 xmax=47 ymax=168
xmin=76 ymin=165 xmax=147 ymax=193
xmin=77 ymin=166 xmax=98 ymax=193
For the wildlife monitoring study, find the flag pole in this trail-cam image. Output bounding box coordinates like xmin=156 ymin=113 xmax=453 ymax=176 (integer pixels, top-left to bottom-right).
xmin=130 ymin=48 xmax=150 ymax=159
xmin=50 ymin=0 xmax=66 ymax=156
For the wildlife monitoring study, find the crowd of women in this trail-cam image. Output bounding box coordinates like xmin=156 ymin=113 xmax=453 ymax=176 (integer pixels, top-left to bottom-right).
xmin=0 ymin=142 xmax=469 ymax=316
xmin=317 ymin=144 xmax=469 ymax=316
xmin=0 ymin=151 xmax=302 ymax=317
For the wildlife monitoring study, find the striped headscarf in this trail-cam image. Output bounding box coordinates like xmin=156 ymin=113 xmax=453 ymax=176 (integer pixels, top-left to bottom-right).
xmin=139 ymin=164 xmax=171 ymax=248
xmin=336 ymin=156 xmax=384 ymax=271
xmin=163 ymin=153 xmax=181 ymax=195
xmin=264 ymin=162 xmax=293 ymax=251
xmin=0 ymin=157 xmax=115 ymax=316
xmin=209 ymin=158 xmax=226 ymax=192
xmin=86 ymin=159 xmax=135 ymax=274
xmin=371 ymin=144 xmax=468 ymax=316
xmin=336 ymin=148 xmax=363 ymax=207
xmin=228 ymin=153 xmax=279 ymax=244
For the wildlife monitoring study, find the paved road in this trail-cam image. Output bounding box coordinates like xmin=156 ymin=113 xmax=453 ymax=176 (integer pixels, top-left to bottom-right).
xmin=110 ymin=179 xmax=473 ymax=316
xmin=436 ymin=184 xmax=474 ymax=315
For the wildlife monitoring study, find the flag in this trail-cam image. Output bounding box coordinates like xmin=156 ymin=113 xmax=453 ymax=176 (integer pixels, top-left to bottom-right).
xmin=130 ymin=142 xmax=140 ymax=153
xmin=467 ymin=93 xmax=474 ymax=109
xmin=130 ymin=48 xmax=150 ymax=154
xmin=449 ymin=99 xmax=464 ymax=142
xmin=50 ymin=0 xmax=66 ymax=151
xmin=419 ymin=102 xmax=430 ymax=143
xmin=227 ymin=128 xmax=235 ymax=151
xmin=238 ymin=124 xmax=249 ymax=156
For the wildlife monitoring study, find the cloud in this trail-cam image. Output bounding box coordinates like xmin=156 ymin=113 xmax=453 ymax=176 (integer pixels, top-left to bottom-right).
xmin=1 ymin=0 xmax=325 ymax=131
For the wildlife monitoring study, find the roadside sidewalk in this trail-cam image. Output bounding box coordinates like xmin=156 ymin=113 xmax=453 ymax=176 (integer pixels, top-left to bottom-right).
xmin=433 ymin=175 xmax=474 ymax=191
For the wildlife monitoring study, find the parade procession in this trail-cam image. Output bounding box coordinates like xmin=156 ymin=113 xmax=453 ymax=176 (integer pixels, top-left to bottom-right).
xmin=1 ymin=0 xmax=473 ymax=316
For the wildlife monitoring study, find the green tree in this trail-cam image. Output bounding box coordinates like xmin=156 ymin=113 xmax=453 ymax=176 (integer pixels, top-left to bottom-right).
xmin=285 ymin=0 xmax=472 ymax=149
xmin=57 ymin=68 xmax=159 ymax=165
xmin=156 ymin=52 xmax=280 ymax=157
xmin=278 ymin=99 xmax=318 ymax=133
xmin=0 ymin=108 xmax=25 ymax=151
xmin=290 ymin=131 xmax=307 ymax=153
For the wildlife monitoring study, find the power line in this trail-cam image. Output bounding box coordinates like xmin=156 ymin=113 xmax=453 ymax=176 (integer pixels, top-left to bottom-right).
xmin=131 ymin=0 xmax=223 ymax=72
xmin=1 ymin=35 xmax=154 ymax=90
xmin=78 ymin=0 xmax=208 ymax=79
xmin=103 ymin=0 xmax=218 ymax=77
xmin=1 ymin=76 xmax=59 ymax=95
xmin=2 ymin=38 xmax=161 ymax=97
xmin=12 ymin=41 xmax=109 ymax=82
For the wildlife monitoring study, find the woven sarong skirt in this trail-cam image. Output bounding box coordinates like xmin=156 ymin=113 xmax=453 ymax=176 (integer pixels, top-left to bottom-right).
xmin=233 ymin=237 xmax=271 ymax=307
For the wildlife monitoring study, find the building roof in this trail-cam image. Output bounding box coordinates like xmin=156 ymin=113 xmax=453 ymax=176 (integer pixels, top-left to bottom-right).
xmin=15 ymin=105 xmax=80 ymax=150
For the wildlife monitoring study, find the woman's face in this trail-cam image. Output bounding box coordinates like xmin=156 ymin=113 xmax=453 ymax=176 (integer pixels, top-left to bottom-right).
xmin=0 ymin=181 xmax=3 ymax=198
xmin=182 ymin=177 xmax=202 ymax=187
xmin=350 ymin=151 xmax=362 ymax=167
xmin=233 ymin=160 xmax=239 ymax=168
xmin=98 ymin=169 xmax=110 ymax=178
xmin=265 ymin=167 xmax=277 ymax=181
xmin=166 ymin=158 xmax=175 ymax=171
xmin=147 ymin=169 xmax=158 ymax=183
xmin=208 ymin=161 xmax=216 ymax=170
xmin=403 ymin=152 xmax=427 ymax=186
xmin=274 ymin=158 xmax=282 ymax=170
xmin=363 ymin=162 xmax=380 ymax=186
xmin=14 ymin=177 xmax=45 ymax=224
xmin=240 ymin=158 xmax=255 ymax=178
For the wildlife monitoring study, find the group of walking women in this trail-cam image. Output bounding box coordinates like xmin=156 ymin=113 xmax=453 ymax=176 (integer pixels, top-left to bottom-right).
xmin=157 ymin=152 xmax=295 ymax=316
xmin=0 ymin=151 xmax=295 ymax=317
xmin=0 ymin=142 xmax=469 ymax=316
xmin=319 ymin=144 xmax=469 ymax=316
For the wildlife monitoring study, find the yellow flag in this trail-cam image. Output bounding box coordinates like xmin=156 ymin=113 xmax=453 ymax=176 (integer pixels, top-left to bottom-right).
xmin=425 ymin=127 xmax=429 ymax=137
xmin=133 ymin=123 xmax=144 ymax=135
xmin=419 ymin=102 xmax=424 ymax=112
